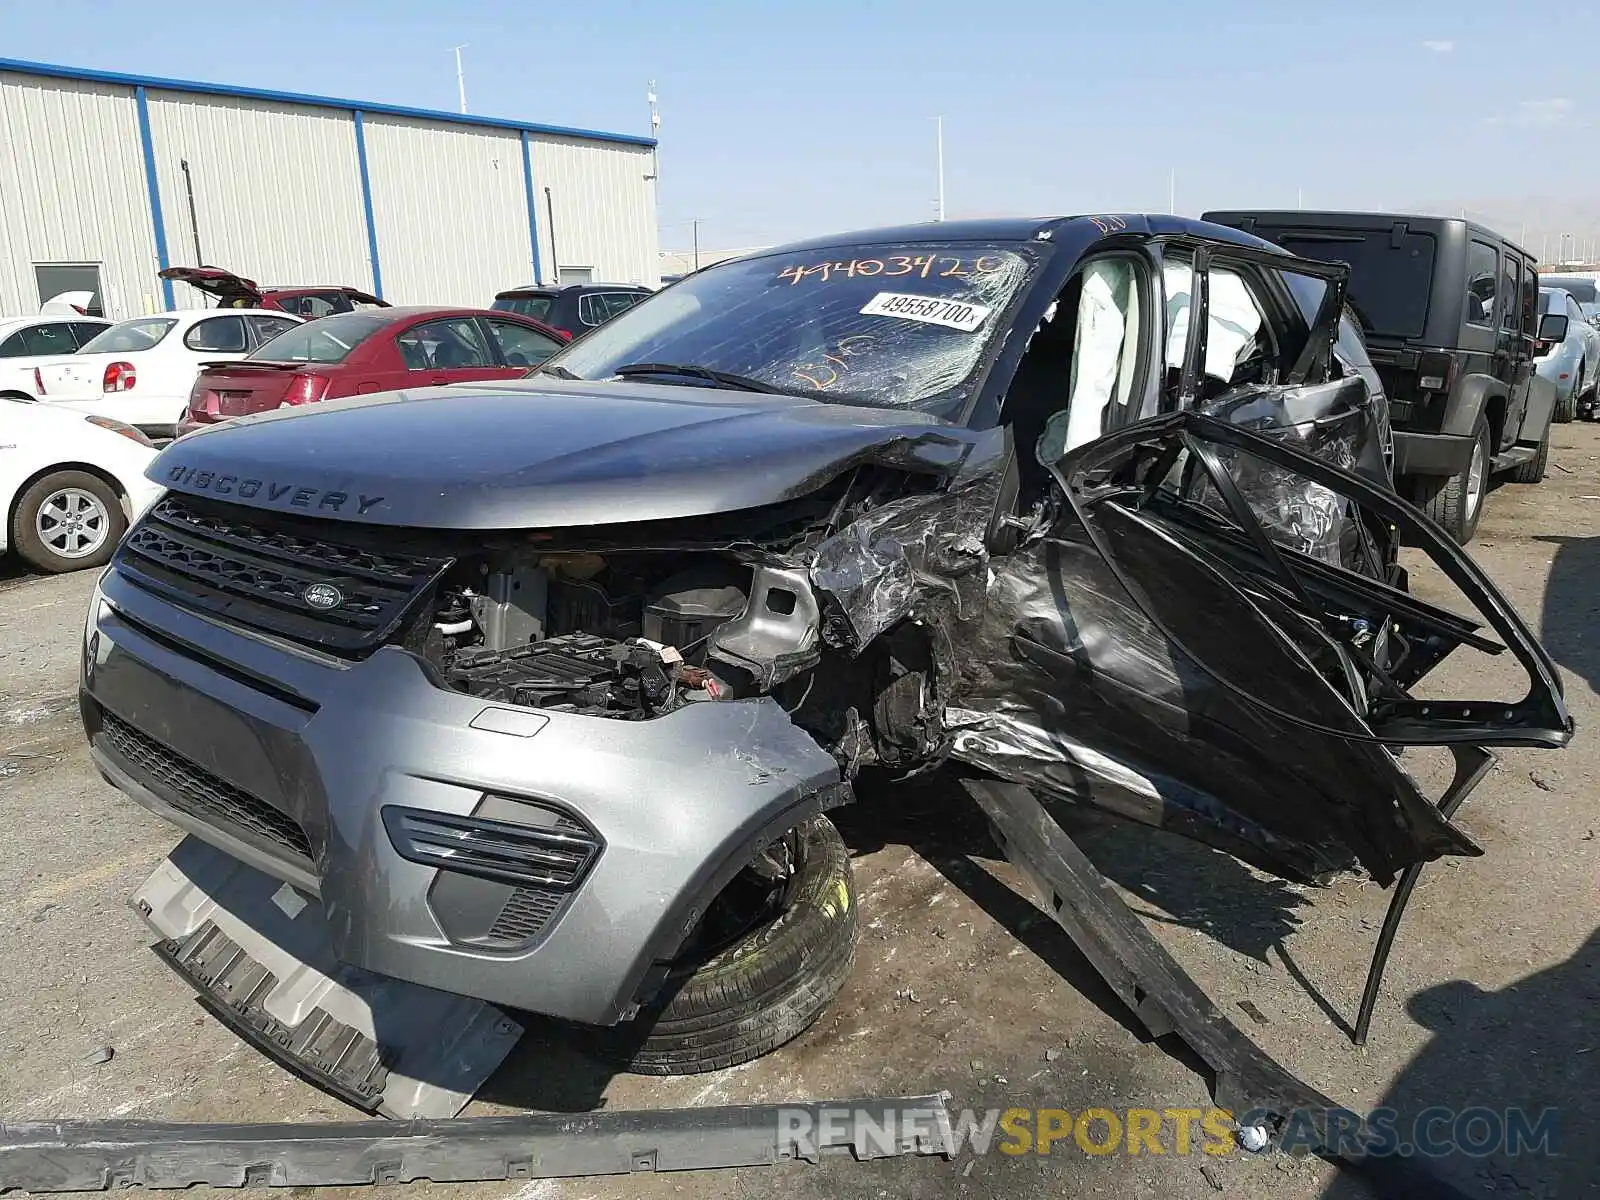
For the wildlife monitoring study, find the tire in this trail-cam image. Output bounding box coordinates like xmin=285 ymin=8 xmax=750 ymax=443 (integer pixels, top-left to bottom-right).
xmin=593 ymin=815 xmax=857 ymax=1076
xmin=1508 ymin=429 xmax=1550 ymax=484
xmin=1412 ymin=414 xmax=1490 ymax=544
xmin=1554 ymin=370 xmax=1577 ymax=423
xmin=9 ymin=470 xmax=126 ymax=573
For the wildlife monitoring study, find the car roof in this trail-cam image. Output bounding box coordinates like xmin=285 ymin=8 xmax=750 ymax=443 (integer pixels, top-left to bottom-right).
xmin=496 ymin=283 xmax=651 ymax=296
xmin=102 ymin=308 xmax=300 ymax=329
xmin=754 ymin=215 xmax=1283 ymax=260
xmin=0 ymin=314 xmax=108 ymax=334
xmin=326 ymin=305 xmax=527 ymax=323
xmin=177 ymin=308 xmax=298 ymax=320
xmin=260 ymin=284 xmax=368 ymax=292
xmin=1204 ymin=209 xmax=1536 ymax=258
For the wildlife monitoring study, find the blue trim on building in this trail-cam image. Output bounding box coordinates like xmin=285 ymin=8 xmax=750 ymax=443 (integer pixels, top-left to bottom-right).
xmin=133 ymin=85 xmax=175 ymax=311
xmin=352 ymin=110 xmax=384 ymax=298
xmin=0 ymin=57 xmax=656 ymax=148
xmin=520 ymin=131 xmax=545 ymax=286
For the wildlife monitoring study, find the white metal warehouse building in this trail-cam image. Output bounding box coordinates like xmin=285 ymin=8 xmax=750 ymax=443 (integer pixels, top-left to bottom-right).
xmin=0 ymin=58 xmax=659 ymax=319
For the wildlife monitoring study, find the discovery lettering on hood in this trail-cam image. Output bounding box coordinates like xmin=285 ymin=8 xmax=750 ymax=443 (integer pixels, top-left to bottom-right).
xmin=163 ymin=464 xmax=384 ymax=515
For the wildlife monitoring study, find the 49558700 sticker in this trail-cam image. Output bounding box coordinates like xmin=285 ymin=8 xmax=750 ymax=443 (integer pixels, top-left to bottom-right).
xmin=859 ymin=292 xmax=993 ymax=332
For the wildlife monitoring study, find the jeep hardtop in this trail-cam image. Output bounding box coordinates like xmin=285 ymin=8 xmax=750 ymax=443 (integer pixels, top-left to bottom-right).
xmin=1204 ymin=210 xmax=1565 ymax=542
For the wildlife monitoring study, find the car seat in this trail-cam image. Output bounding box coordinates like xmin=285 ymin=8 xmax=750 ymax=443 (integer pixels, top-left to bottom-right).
xmin=431 ymin=338 xmax=475 ymax=369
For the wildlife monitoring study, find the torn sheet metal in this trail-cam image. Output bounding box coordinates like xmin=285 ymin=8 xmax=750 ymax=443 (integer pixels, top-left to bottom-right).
xmin=0 ymin=1096 xmax=954 ymax=1192
xmin=1191 ymin=377 xmax=1389 ymax=568
xmin=934 ymin=524 xmax=1451 ymax=883
xmin=135 ymin=838 xmax=523 ymax=1120
xmin=811 ymin=397 xmax=1562 ymax=885
xmin=708 ymin=565 xmax=824 ymax=687
xmin=810 ymin=432 xmax=1008 ymax=650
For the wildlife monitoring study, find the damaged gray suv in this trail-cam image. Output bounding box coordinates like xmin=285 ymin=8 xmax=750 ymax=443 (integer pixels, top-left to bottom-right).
xmin=81 ymin=217 xmax=1570 ymax=1080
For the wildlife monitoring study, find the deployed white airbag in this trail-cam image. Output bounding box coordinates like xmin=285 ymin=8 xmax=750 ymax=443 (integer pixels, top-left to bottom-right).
xmin=1163 ymin=260 xmax=1264 ymax=383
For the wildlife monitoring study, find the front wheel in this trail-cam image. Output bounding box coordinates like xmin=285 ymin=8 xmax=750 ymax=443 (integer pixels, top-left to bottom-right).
xmin=1412 ymin=414 xmax=1490 ymax=544
xmin=10 ymin=470 xmax=126 ymax=573
xmin=589 ymin=815 xmax=857 ymax=1075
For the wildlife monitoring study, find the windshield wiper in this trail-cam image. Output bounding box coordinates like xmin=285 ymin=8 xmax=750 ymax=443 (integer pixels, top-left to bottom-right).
xmin=612 ymin=362 xmax=785 ymax=393
xmin=537 ymin=363 xmax=580 ymax=379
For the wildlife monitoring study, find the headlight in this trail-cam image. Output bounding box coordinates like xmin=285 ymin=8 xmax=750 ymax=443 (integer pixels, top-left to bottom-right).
xmin=83 ymin=581 xmax=110 ymax=669
xmin=85 ymin=415 xmax=154 ymax=447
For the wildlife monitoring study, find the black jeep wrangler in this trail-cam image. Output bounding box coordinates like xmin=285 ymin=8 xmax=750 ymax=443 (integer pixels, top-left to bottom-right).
xmin=1204 ymin=211 xmax=1565 ymax=542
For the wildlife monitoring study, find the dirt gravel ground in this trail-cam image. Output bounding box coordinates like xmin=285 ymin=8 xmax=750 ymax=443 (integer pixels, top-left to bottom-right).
xmin=2 ymin=425 xmax=1597 ymax=1200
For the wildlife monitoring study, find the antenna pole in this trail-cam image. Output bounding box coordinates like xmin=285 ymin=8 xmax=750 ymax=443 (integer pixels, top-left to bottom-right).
xmin=452 ymin=45 xmax=468 ymax=114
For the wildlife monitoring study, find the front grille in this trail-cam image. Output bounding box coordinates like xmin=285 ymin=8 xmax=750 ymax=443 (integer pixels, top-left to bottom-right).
xmin=484 ymin=887 xmax=564 ymax=946
xmin=100 ymin=711 xmax=312 ymax=862
xmin=115 ymin=494 xmax=451 ymax=655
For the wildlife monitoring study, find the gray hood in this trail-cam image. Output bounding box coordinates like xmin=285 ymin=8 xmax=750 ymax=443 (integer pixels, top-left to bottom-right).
xmin=152 ymin=380 xmax=970 ymax=529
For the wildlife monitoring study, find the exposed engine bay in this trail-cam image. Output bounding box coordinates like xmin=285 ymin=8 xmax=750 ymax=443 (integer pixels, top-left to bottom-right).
xmin=417 ymin=543 xmax=919 ymax=778
xmin=430 ymin=556 xmax=755 ymax=720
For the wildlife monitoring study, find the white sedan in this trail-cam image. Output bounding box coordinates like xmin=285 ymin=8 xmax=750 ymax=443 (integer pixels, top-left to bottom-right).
xmin=31 ymin=308 xmax=303 ymax=438
xmin=1 ymin=398 xmax=165 ymax=573
xmin=0 ymin=314 xmax=114 ymax=400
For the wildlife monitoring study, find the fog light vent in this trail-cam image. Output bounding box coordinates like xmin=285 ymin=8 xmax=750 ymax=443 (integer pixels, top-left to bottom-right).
xmin=382 ymin=805 xmax=600 ymax=889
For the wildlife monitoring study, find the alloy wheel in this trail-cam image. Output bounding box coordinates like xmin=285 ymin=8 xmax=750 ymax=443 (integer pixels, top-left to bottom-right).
xmin=35 ymin=487 xmax=111 ymax=560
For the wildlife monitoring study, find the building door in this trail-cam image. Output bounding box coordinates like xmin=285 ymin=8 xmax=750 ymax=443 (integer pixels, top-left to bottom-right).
xmin=35 ymin=263 xmax=106 ymax=317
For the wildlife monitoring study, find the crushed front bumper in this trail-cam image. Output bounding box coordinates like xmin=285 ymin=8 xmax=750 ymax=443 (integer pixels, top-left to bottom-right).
xmin=81 ymin=566 xmax=842 ymax=1026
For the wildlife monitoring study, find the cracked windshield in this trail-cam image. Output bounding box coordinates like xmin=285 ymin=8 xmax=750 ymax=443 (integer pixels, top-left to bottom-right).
xmin=548 ymin=244 xmax=1033 ymax=409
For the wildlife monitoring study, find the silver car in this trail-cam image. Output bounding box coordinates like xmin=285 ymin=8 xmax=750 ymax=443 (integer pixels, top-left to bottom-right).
xmin=1536 ymin=286 xmax=1600 ymax=420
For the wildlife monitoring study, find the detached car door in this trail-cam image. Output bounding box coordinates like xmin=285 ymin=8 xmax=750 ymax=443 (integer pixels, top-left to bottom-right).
xmin=965 ymin=236 xmax=1568 ymax=885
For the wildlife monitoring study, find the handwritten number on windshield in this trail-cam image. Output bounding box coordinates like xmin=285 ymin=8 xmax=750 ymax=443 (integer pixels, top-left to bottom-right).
xmin=778 ymin=256 xmax=1008 ymax=285
xmin=792 ymin=335 xmax=877 ymax=391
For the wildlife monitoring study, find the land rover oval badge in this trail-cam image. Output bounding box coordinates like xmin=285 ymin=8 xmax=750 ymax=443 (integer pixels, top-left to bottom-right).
xmin=303 ymin=583 xmax=344 ymax=610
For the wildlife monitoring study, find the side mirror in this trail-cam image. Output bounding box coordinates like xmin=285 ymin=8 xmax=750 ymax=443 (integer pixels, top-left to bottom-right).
xmin=1538 ymin=313 xmax=1570 ymax=343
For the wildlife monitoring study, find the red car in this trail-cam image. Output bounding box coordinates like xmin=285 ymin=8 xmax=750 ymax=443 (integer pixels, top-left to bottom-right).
xmin=179 ymin=307 xmax=570 ymax=435
xmin=159 ymin=266 xmax=388 ymax=320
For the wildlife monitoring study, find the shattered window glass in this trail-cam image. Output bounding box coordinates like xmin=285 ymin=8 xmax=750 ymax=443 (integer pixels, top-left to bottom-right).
xmin=544 ymin=243 xmax=1038 ymax=412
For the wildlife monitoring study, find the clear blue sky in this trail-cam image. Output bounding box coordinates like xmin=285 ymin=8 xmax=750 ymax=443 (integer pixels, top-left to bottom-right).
xmin=6 ymin=0 xmax=1597 ymax=251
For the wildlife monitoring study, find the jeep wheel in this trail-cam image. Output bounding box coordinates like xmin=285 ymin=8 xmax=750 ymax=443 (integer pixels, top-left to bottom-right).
xmin=591 ymin=815 xmax=857 ymax=1075
xmin=10 ymin=470 xmax=126 ymax=573
xmin=1508 ymin=429 xmax=1550 ymax=485
xmin=1413 ymin=414 xmax=1490 ymax=544
xmin=1555 ymin=370 xmax=1579 ymax=423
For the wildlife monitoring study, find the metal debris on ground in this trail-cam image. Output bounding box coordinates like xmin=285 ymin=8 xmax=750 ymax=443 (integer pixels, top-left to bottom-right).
xmin=1236 ymin=1000 xmax=1270 ymax=1025
xmin=0 ymin=1095 xmax=955 ymax=1192
xmin=1200 ymin=1162 xmax=1225 ymax=1191
xmin=83 ymin=1047 xmax=113 ymax=1066
xmin=1529 ymin=770 xmax=1556 ymax=792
